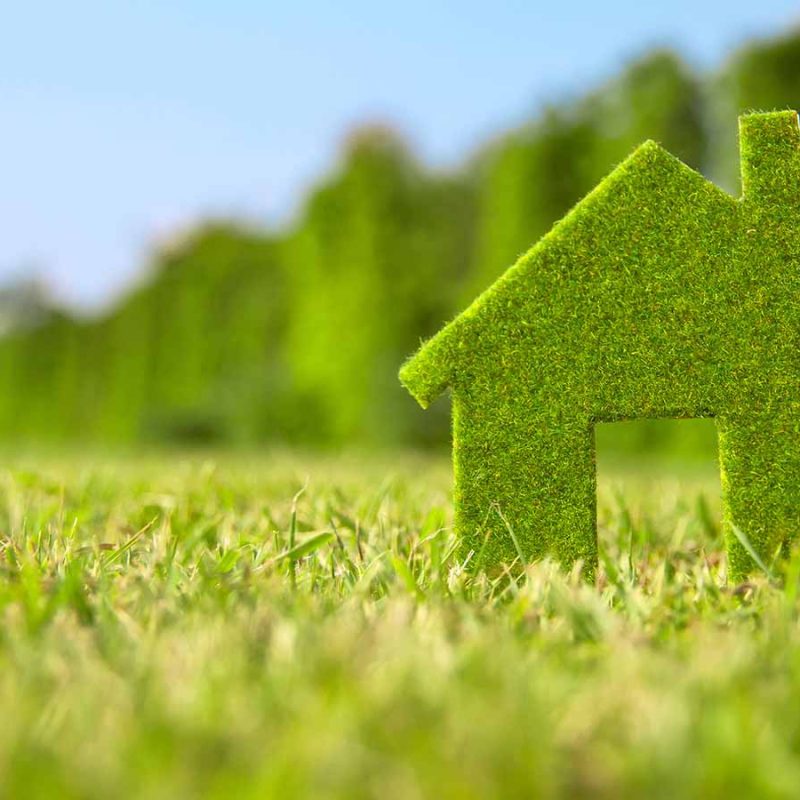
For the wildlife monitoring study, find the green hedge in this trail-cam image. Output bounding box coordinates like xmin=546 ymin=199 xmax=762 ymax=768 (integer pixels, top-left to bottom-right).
xmin=2 ymin=33 xmax=800 ymax=450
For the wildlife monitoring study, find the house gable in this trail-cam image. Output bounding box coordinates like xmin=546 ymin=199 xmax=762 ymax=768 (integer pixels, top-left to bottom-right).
xmin=400 ymin=138 xmax=738 ymax=409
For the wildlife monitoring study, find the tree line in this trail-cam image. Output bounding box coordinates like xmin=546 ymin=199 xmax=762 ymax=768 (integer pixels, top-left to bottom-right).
xmin=2 ymin=32 xmax=800 ymax=449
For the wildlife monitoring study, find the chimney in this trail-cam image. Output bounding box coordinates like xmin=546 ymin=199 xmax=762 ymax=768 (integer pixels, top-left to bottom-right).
xmin=739 ymin=111 xmax=800 ymax=204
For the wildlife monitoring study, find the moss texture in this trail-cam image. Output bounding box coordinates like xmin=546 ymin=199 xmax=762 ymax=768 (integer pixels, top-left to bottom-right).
xmin=401 ymin=110 xmax=800 ymax=579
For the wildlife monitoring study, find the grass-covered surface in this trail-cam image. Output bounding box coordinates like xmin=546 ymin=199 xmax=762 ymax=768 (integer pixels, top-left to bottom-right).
xmin=402 ymin=111 xmax=800 ymax=577
xmin=1 ymin=450 xmax=800 ymax=798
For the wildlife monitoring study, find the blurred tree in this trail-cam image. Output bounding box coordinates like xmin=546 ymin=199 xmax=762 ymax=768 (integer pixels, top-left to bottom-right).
xmin=144 ymin=225 xmax=289 ymax=443
xmin=0 ymin=277 xmax=53 ymax=336
xmin=0 ymin=225 xmax=289 ymax=445
xmin=467 ymin=108 xmax=596 ymax=299
xmin=285 ymin=125 xmax=473 ymax=446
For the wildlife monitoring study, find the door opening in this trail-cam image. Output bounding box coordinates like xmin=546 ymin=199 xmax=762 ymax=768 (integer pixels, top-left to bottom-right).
xmin=594 ymin=418 xmax=722 ymax=570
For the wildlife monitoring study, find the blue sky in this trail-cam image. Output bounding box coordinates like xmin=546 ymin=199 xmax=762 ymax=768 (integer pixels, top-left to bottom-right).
xmin=1 ymin=1 xmax=799 ymax=308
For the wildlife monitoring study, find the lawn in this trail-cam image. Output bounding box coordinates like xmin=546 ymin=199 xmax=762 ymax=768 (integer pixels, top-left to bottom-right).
xmin=0 ymin=450 xmax=799 ymax=798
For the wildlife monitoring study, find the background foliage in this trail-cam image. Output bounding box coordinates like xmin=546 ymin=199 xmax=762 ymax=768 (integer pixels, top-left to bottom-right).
xmin=5 ymin=32 xmax=800 ymax=450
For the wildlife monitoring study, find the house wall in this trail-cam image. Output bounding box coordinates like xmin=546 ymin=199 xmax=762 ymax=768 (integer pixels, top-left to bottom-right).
xmin=451 ymin=386 xmax=598 ymax=573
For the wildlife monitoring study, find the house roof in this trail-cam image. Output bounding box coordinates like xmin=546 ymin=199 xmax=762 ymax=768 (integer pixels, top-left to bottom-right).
xmin=400 ymin=111 xmax=799 ymax=409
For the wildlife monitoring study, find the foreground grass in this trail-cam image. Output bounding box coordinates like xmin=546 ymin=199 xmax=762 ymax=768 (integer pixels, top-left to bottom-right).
xmin=0 ymin=451 xmax=799 ymax=798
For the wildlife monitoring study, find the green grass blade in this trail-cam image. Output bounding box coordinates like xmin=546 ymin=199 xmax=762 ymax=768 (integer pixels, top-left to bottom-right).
xmin=390 ymin=554 xmax=425 ymax=601
xmin=730 ymin=523 xmax=776 ymax=582
xmin=272 ymin=531 xmax=334 ymax=564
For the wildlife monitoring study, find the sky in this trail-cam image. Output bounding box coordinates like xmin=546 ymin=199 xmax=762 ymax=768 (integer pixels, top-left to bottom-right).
xmin=1 ymin=1 xmax=799 ymax=309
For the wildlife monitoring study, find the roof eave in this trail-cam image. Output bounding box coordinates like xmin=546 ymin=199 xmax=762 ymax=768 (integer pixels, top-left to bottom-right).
xmin=399 ymin=328 xmax=456 ymax=408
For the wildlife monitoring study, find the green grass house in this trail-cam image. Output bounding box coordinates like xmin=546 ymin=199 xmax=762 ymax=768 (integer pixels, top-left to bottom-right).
xmin=400 ymin=110 xmax=800 ymax=578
